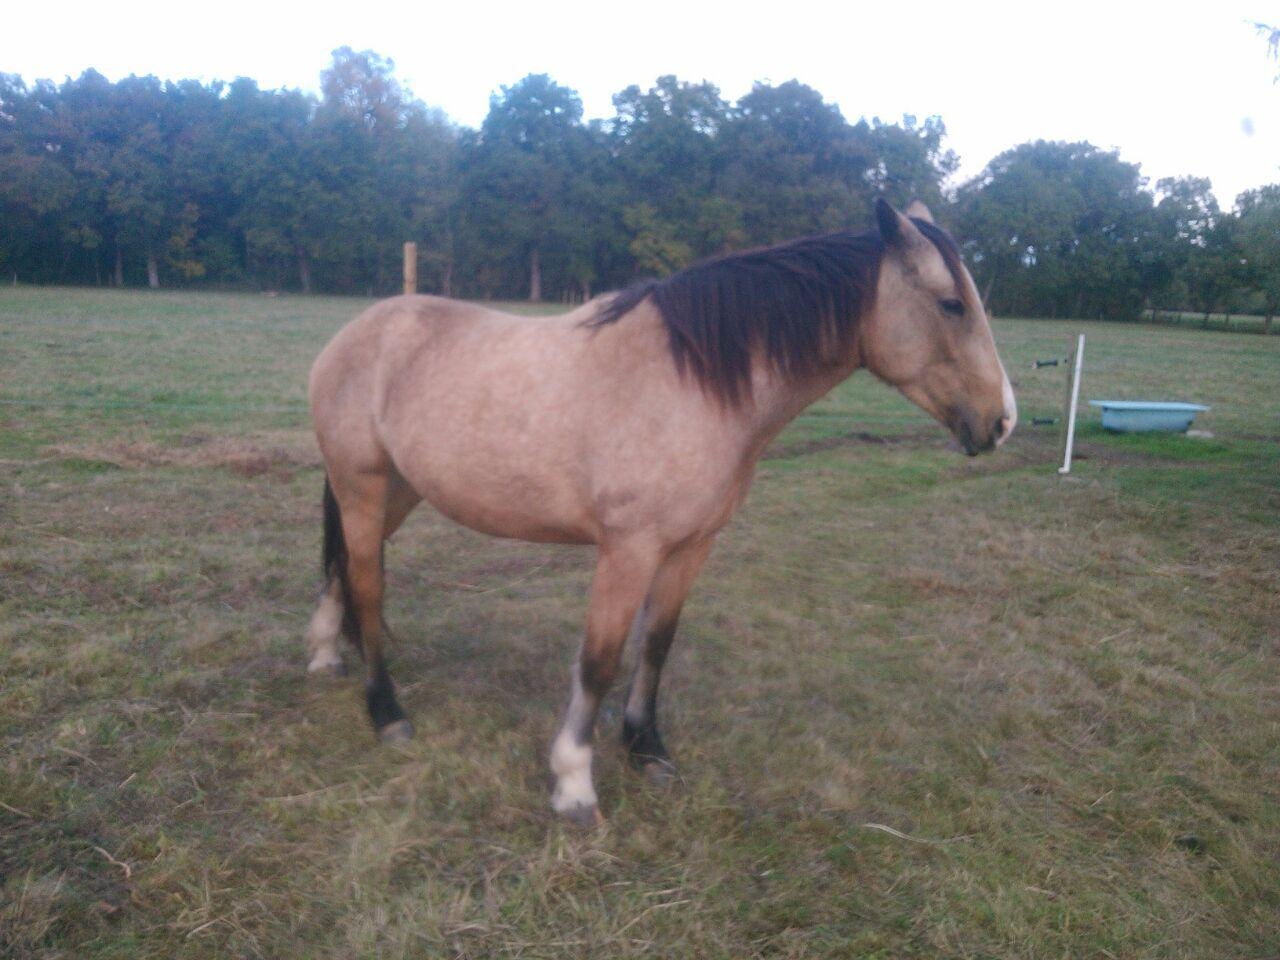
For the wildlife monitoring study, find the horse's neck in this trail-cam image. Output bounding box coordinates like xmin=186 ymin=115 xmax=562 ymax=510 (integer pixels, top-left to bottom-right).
xmin=743 ymin=356 xmax=864 ymax=450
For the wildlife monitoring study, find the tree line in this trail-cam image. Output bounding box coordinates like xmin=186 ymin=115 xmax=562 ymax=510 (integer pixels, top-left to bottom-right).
xmin=2 ymin=48 xmax=1277 ymax=329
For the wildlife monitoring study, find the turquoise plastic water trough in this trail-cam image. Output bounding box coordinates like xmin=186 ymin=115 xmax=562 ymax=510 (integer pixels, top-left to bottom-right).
xmin=1088 ymin=400 xmax=1209 ymax=433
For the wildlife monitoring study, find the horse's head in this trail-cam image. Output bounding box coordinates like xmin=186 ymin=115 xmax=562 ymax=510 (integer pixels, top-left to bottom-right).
xmin=861 ymin=199 xmax=1016 ymax=455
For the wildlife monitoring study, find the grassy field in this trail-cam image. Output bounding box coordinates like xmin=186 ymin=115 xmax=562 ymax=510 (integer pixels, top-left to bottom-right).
xmin=1 ymin=287 xmax=1277 ymax=959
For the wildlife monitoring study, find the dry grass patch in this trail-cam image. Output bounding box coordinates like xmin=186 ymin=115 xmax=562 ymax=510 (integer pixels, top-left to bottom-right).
xmin=46 ymin=431 xmax=320 ymax=478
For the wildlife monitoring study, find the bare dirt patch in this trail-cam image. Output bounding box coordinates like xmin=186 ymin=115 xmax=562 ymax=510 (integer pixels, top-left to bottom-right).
xmin=765 ymin=428 xmax=922 ymax=460
xmin=47 ymin=432 xmax=320 ymax=478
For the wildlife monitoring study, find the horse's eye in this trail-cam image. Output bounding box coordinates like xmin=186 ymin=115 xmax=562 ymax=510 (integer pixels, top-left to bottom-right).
xmin=940 ymin=298 xmax=965 ymax=317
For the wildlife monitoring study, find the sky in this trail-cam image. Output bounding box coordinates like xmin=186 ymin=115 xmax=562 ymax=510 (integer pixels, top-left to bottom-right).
xmin=5 ymin=1 xmax=1278 ymax=206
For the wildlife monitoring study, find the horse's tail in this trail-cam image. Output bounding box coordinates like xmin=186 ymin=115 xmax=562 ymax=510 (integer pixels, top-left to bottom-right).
xmin=322 ymin=475 xmax=345 ymax=578
xmin=322 ymin=476 xmax=361 ymax=648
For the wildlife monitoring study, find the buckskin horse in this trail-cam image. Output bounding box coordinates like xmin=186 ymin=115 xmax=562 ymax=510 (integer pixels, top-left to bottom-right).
xmin=304 ymin=200 xmax=1016 ymax=825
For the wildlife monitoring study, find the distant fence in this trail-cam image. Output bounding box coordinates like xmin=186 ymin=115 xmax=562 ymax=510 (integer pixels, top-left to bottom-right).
xmin=1144 ymin=310 xmax=1274 ymax=335
xmin=1003 ymin=312 xmax=1275 ymax=335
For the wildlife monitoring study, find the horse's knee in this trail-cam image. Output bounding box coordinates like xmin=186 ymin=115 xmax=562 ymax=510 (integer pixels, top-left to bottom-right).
xmin=578 ymin=648 xmax=619 ymax=699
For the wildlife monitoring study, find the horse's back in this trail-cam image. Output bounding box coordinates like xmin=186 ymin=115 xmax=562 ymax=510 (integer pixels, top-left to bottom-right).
xmin=311 ymin=296 xmax=599 ymax=541
xmin=311 ymin=294 xmax=748 ymax=547
xmin=311 ymin=295 xmax=576 ymax=421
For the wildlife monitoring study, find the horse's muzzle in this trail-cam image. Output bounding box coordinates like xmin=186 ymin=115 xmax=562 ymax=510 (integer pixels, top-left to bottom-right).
xmin=955 ymin=413 xmax=1009 ymax=456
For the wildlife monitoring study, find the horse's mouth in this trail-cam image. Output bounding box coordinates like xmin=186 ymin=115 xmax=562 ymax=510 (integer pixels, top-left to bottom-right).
xmin=955 ymin=417 xmax=997 ymax=457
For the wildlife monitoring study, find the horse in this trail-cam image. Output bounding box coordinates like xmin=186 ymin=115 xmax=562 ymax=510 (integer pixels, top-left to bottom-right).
xmin=304 ymin=200 xmax=1016 ymax=825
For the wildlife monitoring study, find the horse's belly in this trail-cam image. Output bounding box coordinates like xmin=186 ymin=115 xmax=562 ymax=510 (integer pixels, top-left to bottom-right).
xmin=398 ymin=455 xmax=597 ymax=545
xmin=427 ymin=491 xmax=595 ymax=545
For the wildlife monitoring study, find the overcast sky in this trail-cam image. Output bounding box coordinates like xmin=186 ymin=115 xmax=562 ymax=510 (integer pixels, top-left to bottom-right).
xmin=5 ymin=1 xmax=1278 ymax=205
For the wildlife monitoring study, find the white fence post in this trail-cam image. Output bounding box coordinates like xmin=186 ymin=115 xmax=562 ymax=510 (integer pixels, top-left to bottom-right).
xmin=1058 ymin=334 xmax=1086 ymax=475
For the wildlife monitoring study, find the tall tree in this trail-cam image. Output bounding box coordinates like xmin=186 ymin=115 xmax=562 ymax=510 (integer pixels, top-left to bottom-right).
xmin=87 ymin=74 xmax=199 ymax=288
xmin=956 ymin=141 xmax=1156 ymax=319
xmin=1183 ymin=216 xmax=1242 ymax=324
xmin=41 ymin=71 xmax=118 ymax=284
xmin=1236 ymin=185 xmax=1280 ymax=333
xmin=0 ymin=75 xmax=78 ymax=283
xmin=320 ymin=47 xmax=407 ymax=132
xmin=463 ymin=74 xmax=592 ymax=300
xmin=609 ymin=76 xmax=735 ymax=272
xmin=1147 ymin=176 xmax=1221 ymax=315
xmin=858 ymin=114 xmax=957 ymax=211
xmin=719 ymin=80 xmax=866 ymax=243
xmin=219 ymin=78 xmax=319 ymax=290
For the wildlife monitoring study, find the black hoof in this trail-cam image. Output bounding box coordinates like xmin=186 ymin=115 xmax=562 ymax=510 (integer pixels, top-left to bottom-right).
xmin=623 ymin=718 xmax=675 ymax=780
xmin=377 ymin=719 xmax=414 ymax=744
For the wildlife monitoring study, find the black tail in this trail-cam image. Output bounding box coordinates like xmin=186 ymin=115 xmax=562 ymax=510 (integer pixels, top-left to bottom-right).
xmin=322 ymin=476 xmax=361 ymax=650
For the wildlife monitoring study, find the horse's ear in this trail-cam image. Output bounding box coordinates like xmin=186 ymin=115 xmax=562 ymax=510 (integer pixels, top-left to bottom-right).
xmin=875 ymin=198 xmax=927 ymax=250
xmin=905 ymin=200 xmax=935 ymax=224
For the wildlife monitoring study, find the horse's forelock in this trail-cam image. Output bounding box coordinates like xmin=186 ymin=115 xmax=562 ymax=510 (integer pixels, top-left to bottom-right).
xmin=911 ymin=218 xmax=969 ymax=293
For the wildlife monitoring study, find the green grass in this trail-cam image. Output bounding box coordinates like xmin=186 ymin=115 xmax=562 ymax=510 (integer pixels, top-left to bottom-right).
xmin=2 ymin=288 xmax=1278 ymax=958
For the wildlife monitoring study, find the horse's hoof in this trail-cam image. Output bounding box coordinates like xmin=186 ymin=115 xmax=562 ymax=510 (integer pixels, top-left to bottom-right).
xmin=559 ymin=803 xmax=605 ymax=829
xmin=627 ymin=745 xmax=678 ymax=785
xmin=306 ymin=656 xmax=346 ymax=677
xmin=639 ymin=758 xmax=679 ymax=787
xmin=377 ymin=719 xmax=415 ymax=744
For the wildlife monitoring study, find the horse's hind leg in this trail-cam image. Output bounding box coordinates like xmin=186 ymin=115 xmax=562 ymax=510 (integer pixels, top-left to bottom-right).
xmin=622 ymin=536 xmax=715 ymax=783
xmin=551 ymin=540 xmax=661 ymax=824
xmin=305 ymin=472 xmax=419 ymax=678
xmin=324 ymin=469 xmax=420 ymax=741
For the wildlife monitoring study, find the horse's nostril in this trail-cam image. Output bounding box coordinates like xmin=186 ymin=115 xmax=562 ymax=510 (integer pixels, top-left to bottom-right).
xmin=994 ymin=417 xmax=1006 ymax=440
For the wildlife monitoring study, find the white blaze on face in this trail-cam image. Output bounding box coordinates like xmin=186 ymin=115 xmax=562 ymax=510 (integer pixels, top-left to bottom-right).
xmin=999 ymin=360 xmax=1017 ymax=444
xmin=955 ymin=256 xmax=1016 ymax=446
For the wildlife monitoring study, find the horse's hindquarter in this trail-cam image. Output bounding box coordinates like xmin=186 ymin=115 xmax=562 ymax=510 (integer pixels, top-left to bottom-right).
xmin=361 ymin=297 xmax=749 ymax=548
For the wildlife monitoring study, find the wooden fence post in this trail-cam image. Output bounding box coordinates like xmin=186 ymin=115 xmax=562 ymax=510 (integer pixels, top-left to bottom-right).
xmin=403 ymin=242 xmax=417 ymax=296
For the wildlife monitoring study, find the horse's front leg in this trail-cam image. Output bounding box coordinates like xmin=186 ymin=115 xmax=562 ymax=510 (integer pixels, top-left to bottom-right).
xmin=551 ymin=540 xmax=661 ymax=825
xmin=622 ymin=536 xmax=715 ymax=782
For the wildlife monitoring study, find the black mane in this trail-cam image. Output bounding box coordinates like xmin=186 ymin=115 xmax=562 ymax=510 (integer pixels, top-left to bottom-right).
xmin=591 ymin=219 xmax=965 ymax=406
